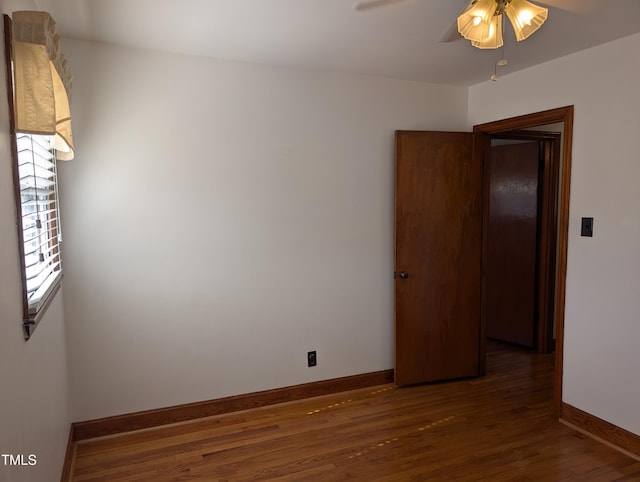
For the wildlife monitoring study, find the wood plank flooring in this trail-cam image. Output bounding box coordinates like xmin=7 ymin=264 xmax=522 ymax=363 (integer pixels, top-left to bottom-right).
xmin=70 ymin=342 xmax=640 ymax=481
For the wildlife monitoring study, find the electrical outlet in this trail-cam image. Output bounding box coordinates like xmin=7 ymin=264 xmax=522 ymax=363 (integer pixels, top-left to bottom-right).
xmin=307 ymin=351 xmax=317 ymax=367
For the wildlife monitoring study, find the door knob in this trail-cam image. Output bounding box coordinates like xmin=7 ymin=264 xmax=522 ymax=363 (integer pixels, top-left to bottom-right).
xmin=399 ymin=272 xmax=409 ymax=279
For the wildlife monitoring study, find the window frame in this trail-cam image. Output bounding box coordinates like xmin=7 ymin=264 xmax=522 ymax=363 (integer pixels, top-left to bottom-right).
xmin=4 ymin=14 xmax=63 ymax=340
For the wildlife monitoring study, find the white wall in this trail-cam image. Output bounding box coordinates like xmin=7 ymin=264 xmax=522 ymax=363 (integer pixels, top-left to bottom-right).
xmin=59 ymin=39 xmax=469 ymax=421
xmin=0 ymin=5 xmax=73 ymax=481
xmin=469 ymin=33 xmax=640 ymax=436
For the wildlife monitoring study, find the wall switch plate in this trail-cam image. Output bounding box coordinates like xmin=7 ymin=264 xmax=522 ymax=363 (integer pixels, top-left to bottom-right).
xmin=581 ymin=217 xmax=594 ymax=237
xmin=307 ymin=351 xmax=317 ymax=367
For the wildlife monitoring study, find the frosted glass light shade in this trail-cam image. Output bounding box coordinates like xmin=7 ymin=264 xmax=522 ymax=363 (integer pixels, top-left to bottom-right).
xmin=471 ymin=15 xmax=503 ymax=49
xmin=457 ymin=0 xmax=497 ymax=42
xmin=505 ymin=0 xmax=548 ymax=41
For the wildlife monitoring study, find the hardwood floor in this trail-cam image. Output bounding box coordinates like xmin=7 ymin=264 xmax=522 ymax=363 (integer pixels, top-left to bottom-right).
xmin=70 ymin=342 xmax=640 ymax=481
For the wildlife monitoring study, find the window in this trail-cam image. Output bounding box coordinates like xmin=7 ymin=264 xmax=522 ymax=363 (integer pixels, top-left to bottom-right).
xmin=15 ymin=132 xmax=63 ymax=337
xmin=5 ymin=12 xmax=75 ymax=339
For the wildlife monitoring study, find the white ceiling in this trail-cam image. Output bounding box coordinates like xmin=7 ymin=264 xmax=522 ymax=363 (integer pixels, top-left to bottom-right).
xmin=36 ymin=0 xmax=640 ymax=86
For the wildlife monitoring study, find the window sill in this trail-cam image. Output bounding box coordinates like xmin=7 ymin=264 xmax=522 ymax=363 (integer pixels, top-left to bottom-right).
xmin=24 ymin=273 xmax=63 ymax=340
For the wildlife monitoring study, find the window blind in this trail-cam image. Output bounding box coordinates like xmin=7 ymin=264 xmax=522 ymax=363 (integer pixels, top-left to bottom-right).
xmin=17 ymin=132 xmax=62 ymax=314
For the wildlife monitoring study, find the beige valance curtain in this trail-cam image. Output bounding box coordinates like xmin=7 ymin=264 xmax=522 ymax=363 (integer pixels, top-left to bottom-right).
xmin=12 ymin=10 xmax=74 ymax=160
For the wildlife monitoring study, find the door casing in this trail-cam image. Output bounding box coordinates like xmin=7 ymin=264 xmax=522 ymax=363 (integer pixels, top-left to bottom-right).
xmin=474 ymin=106 xmax=574 ymax=417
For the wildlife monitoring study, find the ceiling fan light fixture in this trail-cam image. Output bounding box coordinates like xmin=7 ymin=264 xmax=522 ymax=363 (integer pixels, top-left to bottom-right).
xmin=457 ymin=0 xmax=497 ymax=42
xmin=457 ymin=0 xmax=548 ymax=48
xmin=471 ymin=15 xmax=504 ymax=49
xmin=504 ymin=0 xmax=548 ymax=41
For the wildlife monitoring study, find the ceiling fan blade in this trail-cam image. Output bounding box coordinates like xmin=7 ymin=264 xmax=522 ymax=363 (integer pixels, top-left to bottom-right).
xmin=353 ymin=0 xmax=413 ymax=12
xmin=438 ymin=0 xmax=472 ymax=43
xmin=438 ymin=18 xmax=462 ymax=43
xmin=534 ymin=0 xmax=596 ymax=15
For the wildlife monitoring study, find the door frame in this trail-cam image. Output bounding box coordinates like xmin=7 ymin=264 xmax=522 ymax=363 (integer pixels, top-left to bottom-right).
xmin=474 ymin=106 xmax=574 ymax=417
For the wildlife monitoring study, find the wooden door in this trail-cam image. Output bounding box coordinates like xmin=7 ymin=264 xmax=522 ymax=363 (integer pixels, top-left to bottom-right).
xmin=485 ymin=141 xmax=539 ymax=348
xmin=394 ymin=131 xmax=483 ymax=387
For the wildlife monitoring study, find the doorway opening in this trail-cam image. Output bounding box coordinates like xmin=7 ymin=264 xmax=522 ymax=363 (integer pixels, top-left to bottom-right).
xmin=474 ymin=106 xmax=574 ymax=417
xmin=485 ymin=129 xmax=561 ymax=353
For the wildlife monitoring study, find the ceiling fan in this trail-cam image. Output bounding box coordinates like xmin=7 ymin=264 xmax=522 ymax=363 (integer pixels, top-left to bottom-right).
xmin=354 ymin=0 xmax=550 ymax=49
